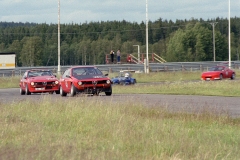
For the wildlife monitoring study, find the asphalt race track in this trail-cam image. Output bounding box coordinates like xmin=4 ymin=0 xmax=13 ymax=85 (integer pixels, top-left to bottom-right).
xmin=1 ymin=88 xmax=240 ymax=118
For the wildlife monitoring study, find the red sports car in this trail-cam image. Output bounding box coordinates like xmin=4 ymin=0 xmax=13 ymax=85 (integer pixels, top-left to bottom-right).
xmin=19 ymin=69 xmax=60 ymax=95
xmin=59 ymin=66 xmax=112 ymax=96
xmin=201 ymin=65 xmax=236 ymax=81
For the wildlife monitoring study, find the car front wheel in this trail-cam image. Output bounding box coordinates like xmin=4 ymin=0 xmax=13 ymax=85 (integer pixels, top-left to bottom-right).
xmin=55 ymin=88 xmax=60 ymax=94
xmin=20 ymin=87 xmax=25 ymax=95
xmin=105 ymin=87 xmax=112 ymax=96
xmin=219 ymin=74 xmax=223 ymax=80
xmin=25 ymin=85 xmax=31 ymax=95
xmin=69 ymin=84 xmax=76 ymax=97
xmin=60 ymin=86 xmax=67 ymax=97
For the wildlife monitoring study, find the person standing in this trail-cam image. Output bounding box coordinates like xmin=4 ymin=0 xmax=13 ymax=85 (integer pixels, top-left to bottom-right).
xmin=117 ymin=49 xmax=121 ymax=64
xmin=110 ymin=50 xmax=114 ymax=63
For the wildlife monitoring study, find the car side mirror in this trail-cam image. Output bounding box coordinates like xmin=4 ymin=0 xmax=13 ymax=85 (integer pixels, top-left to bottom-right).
xmin=105 ymin=74 xmax=109 ymax=76
xmin=66 ymin=75 xmax=71 ymax=78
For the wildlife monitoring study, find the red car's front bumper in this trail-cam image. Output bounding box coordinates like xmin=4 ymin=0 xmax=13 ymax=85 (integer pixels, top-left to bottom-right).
xmin=27 ymin=83 xmax=59 ymax=93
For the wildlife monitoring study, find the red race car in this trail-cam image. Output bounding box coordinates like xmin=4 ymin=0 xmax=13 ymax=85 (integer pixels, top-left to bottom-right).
xmin=201 ymin=65 xmax=236 ymax=81
xmin=19 ymin=69 xmax=60 ymax=95
xmin=59 ymin=66 xmax=112 ymax=96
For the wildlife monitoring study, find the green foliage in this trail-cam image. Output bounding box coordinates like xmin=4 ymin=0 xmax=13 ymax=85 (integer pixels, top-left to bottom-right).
xmin=20 ymin=36 xmax=43 ymax=66
xmin=0 ymin=17 xmax=240 ymax=66
xmin=166 ymin=22 xmax=227 ymax=62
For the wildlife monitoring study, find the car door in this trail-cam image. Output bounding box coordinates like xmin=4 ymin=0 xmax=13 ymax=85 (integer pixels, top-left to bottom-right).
xmin=20 ymin=72 xmax=28 ymax=90
xmin=223 ymin=67 xmax=231 ymax=78
xmin=60 ymin=69 xmax=72 ymax=92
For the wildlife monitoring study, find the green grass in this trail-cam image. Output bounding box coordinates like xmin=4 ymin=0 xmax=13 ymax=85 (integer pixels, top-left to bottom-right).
xmin=109 ymin=71 xmax=201 ymax=83
xmin=112 ymin=80 xmax=240 ymax=96
xmin=0 ymin=97 xmax=240 ymax=159
xmin=0 ymin=76 xmax=20 ymax=88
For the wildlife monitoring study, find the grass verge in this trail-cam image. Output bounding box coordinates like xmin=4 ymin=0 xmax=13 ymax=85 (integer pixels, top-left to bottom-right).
xmin=0 ymin=97 xmax=240 ymax=159
xmin=112 ymin=80 xmax=240 ymax=96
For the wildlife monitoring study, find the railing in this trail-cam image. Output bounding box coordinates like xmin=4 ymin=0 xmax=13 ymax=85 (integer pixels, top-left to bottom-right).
xmin=129 ymin=54 xmax=144 ymax=64
xmin=153 ymin=53 xmax=167 ymax=63
xmin=0 ymin=61 xmax=240 ymax=77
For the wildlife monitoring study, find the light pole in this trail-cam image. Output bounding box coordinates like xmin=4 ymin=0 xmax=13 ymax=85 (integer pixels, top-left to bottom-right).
xmin=57 ymin=0 xmax=61 ymax=75
xmin=145 ymin=0 xmax=149 ymax=73
xmin=133 ymin=45 xmax=140 ymax=63
xmin=228 ymin=0 xmax=231 ymax=68
xmin=210 ymin=22 xmax=218 ymax=62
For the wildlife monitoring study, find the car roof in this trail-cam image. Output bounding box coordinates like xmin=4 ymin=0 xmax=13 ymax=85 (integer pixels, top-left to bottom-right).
xmin=70 ymin=66 xmax=96 ymax=69
xmin=213 ymin=65 xmax=225 ymax=67
xmin=27 ymin=69 xmax=51 ymax=72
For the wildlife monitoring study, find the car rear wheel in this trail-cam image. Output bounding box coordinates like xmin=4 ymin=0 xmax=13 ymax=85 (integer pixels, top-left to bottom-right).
xmin=70 ymin=84 xmax=76 ymax=97
xmin=25 ymin=85 xmax=31 ymax=95
xmin=133 ymin=79 xmax=137 ymax=84
xmin=60 ymin=86 xmax=67 ymax=97
xmin=231 ymin=73 xmax=235 ymax=80
xmin=20 ymin=87 xmax=25 ymax=95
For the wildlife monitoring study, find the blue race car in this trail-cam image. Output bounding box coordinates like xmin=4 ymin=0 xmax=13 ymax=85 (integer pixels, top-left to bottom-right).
xmin=111 ymin=71 xmax=137 ymax=85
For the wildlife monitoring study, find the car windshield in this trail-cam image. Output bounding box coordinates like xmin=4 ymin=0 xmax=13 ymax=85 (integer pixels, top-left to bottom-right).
xmin=72 ymin=67 xmax=103 ymax=78
xmin=28 ymin=70 xmax=53 ymax=77
xmin=209 ymin=66 xmax=225 ymax=71
xmin=118 ymin=72 xmax=131 ymax=78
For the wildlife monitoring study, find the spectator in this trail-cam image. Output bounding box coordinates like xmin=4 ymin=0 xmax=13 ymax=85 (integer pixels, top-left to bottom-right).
xmin=110 ymin=50 xmax=114 ymax=63
xmin=127 ymin=55 xmax=132 ymax=63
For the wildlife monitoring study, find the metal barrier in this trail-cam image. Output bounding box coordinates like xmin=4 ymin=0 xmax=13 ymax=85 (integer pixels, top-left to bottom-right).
xmin=0 ymin=61 xmax=239 ymax=77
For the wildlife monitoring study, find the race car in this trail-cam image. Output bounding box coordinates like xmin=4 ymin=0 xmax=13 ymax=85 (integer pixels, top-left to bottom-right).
xmin=59 ymin=66 xmax=112 ymax=96
xmin=201 ymin=65 xmax=235 ymax=81
xmin=111 ymin=71 xmax=137 ymax=85
xmin=19 ymin=69 xmax=60 ymax=95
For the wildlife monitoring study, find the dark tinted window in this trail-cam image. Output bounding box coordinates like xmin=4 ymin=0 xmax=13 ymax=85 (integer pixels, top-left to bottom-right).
xmin=72 ymin=67 xmax=103 ymax=76
xmin=28 ymin=70 xmax=53 ymax=77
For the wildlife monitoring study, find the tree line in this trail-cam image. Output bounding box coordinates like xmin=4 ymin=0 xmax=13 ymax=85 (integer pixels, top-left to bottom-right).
xmin=0 ymin=17 xmax=240 ymax=67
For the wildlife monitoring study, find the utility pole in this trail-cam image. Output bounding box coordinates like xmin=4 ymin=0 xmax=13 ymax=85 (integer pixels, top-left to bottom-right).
xmin=145 ymin=0 xmax=149 ymax=73
xmin=209 ymin=22 xmax=218 ymax=62
xmin=228 ymin=0 xmax=231 ymax=68
xmin=57 ymin=0 xmax=61 ymax=75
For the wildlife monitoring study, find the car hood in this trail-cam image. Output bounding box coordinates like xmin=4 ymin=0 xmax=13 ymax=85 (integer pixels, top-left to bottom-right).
xmin=28 ymin=76 xmax=58 ymax=81
xmin=75 ymin=75 xmax=110 ymax=80
xmin=201 ymin=71 xmax=220 ymax=75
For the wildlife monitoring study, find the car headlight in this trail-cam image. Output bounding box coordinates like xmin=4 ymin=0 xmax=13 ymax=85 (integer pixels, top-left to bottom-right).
xmin=106 ymin=80 xmax=111 ymax=84
xmin=55 ymin=81 xmax=59 ymax=84
xmin=78 ymin=81 xmax=82 ymax=85
xmin=30 ymin=82 xmax=34 ymax=86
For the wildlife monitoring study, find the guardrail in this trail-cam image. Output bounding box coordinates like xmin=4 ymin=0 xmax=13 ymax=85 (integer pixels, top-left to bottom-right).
xmin=0 ymin=61 xmax=240 ymax=77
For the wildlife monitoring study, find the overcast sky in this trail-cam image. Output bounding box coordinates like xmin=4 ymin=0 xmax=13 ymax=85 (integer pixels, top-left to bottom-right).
xmin=0 ymin=0 xmax=239 ymax=24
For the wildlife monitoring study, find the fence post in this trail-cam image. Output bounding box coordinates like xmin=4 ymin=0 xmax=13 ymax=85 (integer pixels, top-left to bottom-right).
xmin=12 ymin=70 xmax=15 ymax=77
xmin=109 ymin=68 xmax=112 ymax=73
